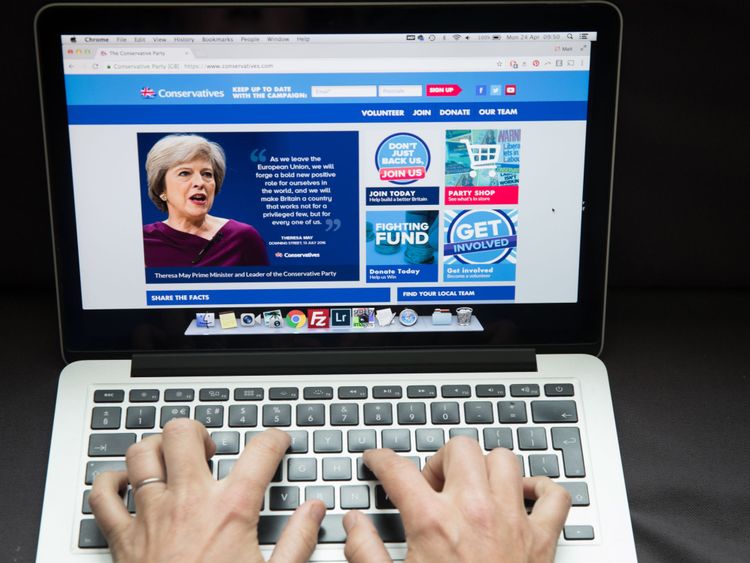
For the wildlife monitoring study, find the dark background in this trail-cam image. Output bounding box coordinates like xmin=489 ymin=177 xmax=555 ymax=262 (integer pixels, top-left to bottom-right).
xmin=2 ymin=1 xmax=749 ymax=562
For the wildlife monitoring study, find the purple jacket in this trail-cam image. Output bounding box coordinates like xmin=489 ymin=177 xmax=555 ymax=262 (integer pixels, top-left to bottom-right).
xmin=143 ymin=219 xmax=269 ymax=267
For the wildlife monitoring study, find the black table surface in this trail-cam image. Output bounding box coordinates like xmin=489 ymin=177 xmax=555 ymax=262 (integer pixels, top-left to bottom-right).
xmin=1 ymin=287 xmax=748 ymax=562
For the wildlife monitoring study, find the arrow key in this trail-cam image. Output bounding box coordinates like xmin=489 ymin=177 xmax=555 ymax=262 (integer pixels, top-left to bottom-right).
xmin=87 ymin=433 xmax=136 ymax=457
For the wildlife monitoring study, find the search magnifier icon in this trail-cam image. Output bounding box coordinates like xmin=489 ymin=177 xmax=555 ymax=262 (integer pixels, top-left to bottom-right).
xmin=567 ymin=33 xmax=574 ymax=39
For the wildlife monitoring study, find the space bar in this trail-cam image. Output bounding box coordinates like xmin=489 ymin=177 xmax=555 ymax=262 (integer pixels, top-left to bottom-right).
xmin=258 ymin=513 xmax=406 ymax=544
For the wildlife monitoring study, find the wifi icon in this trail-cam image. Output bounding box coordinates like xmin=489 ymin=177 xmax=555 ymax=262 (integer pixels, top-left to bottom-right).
xmin=452 ymin=34 xmax=462 ymax=41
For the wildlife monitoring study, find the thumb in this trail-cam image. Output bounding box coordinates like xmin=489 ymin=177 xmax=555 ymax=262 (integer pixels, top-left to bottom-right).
xmin=343 ymin=511 xmax=392 ymax=563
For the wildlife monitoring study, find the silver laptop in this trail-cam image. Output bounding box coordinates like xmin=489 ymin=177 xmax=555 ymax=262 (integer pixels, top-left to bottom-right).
xmin=34 ymin=2 xmax=636 ymax=561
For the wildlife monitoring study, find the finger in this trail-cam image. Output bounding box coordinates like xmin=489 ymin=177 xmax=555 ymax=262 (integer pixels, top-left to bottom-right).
xmin=363 ymin=449 xmax=434 ymax=521
xmin=269 ymin=500 xmax=326 ymax=563
xmin=160 ymin=418 xmax=215 ymax=488
xmin=423 ymin=436 xmax=489 ymax=495
xmin=226 ymin=429 xmax=289 ymax=509
xmin=343 ymin=510 xmax=392 ymax=563
xmin=125 ymin=434 xmax=167 ymax=506
xmin=485 ymin=448 xmax=525 ymax=517
xmin=525 ymin=477 xmax=571 ymax=536
xmin=89 ymin=471 xmax=132 ymax=547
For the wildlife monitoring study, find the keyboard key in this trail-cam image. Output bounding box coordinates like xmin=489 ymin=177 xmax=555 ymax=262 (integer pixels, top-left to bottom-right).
xmin=544 ymin=383 xmax=574 ymax=397
xmin=88 ymin=433 xmax=136 ymax=457
xmin=441 ymin=384 xmax=471 ymax=398
xmin=416 ymin=428 xmax=444 ymax=451
xmin=348 ymin=429 xmax=376 ymax=452
xmin=382 ymin=429 xmax=411 ymax=451
xmin=397 ymin=402 xmax=426 ymax=425
xmin=407 ymin=385 xmax=436 ymax=398
xmin=339 ymin=386 xmax=368 ymax=399
xmin=449 ymin=428 xmax=479 ymax=441
xmin=199 ymin=388 xmax=229 ymax=401
xmin=560 ymin=482 xmax=590 ymax=506
xmin=476 ymin=384 xmax=505 ymax=397
xmin=228 ymin=405 xmax=257 ymax=427
xmin=564 ymin=525 xmax=595 ymax=540
xmin=288 ymin=458 xmax=317 ymax=481
xmin=375 ymin=485 xmax=394 ymax=509
xmin=431 ymin=402 xmax=460 ymax=424
xmin=235 ymin=387 xmax=264 ymax=401
xmin=373 ymin=386 xmax=402 ymax=399
xmin=269 ymin=387 xmax=299 ymax=400
xmin=529 ymin=454 xmax=560 ymax=477
xmin=510 ymin=384 xmax=539 ymax=397
xmin=357 ymin=457 xmax=376 ymax=480
xmin=497 ymin=401 xmax=527 ymax=423
xmin=82 ymin=490 xmax=92 ymax=514
xmin=258 ymin=515 xmax=347 ymax=544
xmin=211 ymin=431 xmax=239 ymax=455
xmin=130 ymin=389 xmax=159 ymax=402
xmin=195 ymin=405 xmax=224 ymax=427
xmin=218 ymin=459 xmax=236 ymax=480
xmin=297 ymin=404 xmax=326 ymax=426
xmin=306 ymin=486 xmax=335 ymax=509
xmin=483 ymin=428 xmax=513 ymax=450
xmin=330 ymin=403 xmax=359 ymax=426
xmin=364 ymin=403 xmax=393 ymax=425
xmin=79 ymin=519 xmax=107 ymax=548
xmin=287 ymin=430 xmax=309 ymax=453
xmin=552 ymin=427 xmax=586 ymax=477
xmin=94 ymin=389 xmax=124 ymax=403
xmin=85 ymin=460 xmax=127 ymax=485
xmin=304 ymin=386 xmax=334 ymax=400
xmin=341 ymin=485 xmax=370 ymax=509
xmin=313 ymin=430 xmax=342 ymax=453
xmin=160 ymin=405 xmax=190 ymax=428
xmin=531 ymin=401 xmax=578 ymax=423
xmin=164 ymin=388 xmax=194 ymax=402
xmin=322 ymin=457 xmax=352 ymax=481
xmin=91 ymin=407 xmax=121 ymax=429
xmin=464 ymin=401 xmax=494 ymax=424
xmin=269 ymin=486 xmax=299 ymax=510
xmin=126 ymin=406 xmax=156 ymax=429
xmin=263 ymin=404 xmax=292 ymax=427
xmin=518 ymin=427 xmax=547 ymax=450
xmin=369 ymin=514 xmax=406 ymax=542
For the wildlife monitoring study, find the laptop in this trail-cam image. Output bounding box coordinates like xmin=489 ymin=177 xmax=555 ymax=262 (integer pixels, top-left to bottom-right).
xmin=34 ymin=2 xmax=636 ymax=561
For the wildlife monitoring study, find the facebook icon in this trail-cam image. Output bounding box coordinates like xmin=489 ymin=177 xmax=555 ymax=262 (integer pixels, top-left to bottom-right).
xmin=330 ymin=308 xmax=352 ymax=327
xmin=475 ymin=85 xmax=487 ymax=96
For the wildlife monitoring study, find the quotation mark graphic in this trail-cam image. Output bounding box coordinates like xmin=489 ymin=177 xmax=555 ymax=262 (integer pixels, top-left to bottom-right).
xmin=250 ymin=148 xmax=267 ymax=162
xmin=325 ymin=219 xmax=342 ymax=232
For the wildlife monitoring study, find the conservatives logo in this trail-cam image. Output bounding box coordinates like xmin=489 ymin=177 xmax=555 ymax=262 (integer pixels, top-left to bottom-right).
xmin=139 ymin=87 xmax=225 ymax=99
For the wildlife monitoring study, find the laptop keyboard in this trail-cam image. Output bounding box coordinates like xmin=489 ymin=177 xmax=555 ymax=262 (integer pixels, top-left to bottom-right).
xmin=78 ymin=381 xmax=595 ymax=549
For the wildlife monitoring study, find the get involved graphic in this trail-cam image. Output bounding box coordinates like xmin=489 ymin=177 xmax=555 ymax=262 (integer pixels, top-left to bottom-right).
xmin=443 ymin=208 xmax=518 ymax=283
xmin=375 ymin=133 xmax=430 ymax=184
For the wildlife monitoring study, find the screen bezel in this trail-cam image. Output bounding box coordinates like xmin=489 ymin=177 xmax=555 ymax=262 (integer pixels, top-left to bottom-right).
xmin=35 ymin=1 xmax=622 ymax=361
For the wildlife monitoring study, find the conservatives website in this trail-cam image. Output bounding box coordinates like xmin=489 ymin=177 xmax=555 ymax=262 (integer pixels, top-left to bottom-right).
xmin=62 ymin=32 xmax=592 ymax=314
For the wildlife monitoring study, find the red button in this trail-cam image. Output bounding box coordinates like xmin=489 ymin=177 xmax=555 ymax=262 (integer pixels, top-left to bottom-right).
xmin=426 ymin=84 xmax=462 ymax=97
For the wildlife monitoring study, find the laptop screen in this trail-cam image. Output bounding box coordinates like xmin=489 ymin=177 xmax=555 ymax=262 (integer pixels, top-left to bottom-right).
xmin=37 ymin=3 xmax=621 ymax=358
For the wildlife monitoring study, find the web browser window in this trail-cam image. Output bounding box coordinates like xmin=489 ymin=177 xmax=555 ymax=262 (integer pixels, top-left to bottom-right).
xmin=61 ymin=32 xmax=593 ymax=318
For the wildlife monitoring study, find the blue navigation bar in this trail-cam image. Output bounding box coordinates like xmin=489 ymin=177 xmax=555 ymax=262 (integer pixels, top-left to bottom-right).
xmin=69 ymin=101 xmax=587 ymax=124
xmin=65 ymin=71 xmax=589 ymax=105
xmin=147 ymin=287 xmax=391 ymax=306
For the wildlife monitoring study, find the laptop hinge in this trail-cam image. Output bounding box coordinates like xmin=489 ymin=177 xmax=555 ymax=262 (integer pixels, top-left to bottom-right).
xmin=131 ymin=348 xmax=537 ymax=377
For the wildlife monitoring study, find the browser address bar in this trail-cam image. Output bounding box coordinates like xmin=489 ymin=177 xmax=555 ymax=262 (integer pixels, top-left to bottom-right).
xmin=87 ymin=57 xmax=510 ymax=74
